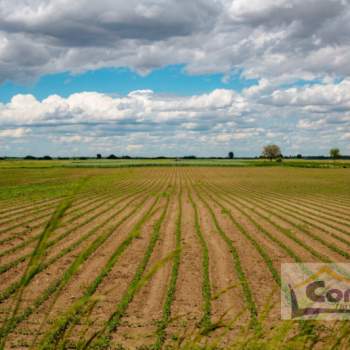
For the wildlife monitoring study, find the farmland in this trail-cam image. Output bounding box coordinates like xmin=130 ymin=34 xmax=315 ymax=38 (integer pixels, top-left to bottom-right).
xmin=0 ymin=165 xmax=350 ymax=349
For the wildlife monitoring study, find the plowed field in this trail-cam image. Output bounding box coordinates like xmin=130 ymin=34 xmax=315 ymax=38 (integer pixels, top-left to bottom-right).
xmin=1 ymin=167 xmax=350 ymax=349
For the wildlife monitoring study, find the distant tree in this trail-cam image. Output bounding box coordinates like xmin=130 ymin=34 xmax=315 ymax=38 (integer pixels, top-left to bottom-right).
xmin=296 ymin=154 xmax=302 ymax=159
xmin=24 ymin=155 xmax=36 ymax=160
xmin=107 ymin=154 xmax=118 ymax=159
xmin=228 ymin=151 xmax=234 ymax=159
xmin=262 ymin=144 xmax=282 ymax=160
xmin=183 ymin=155 xmax=196 ymax=159
xmin=96 ymin=153 xmax=102 ymax=159
xmin=330 ymin=148 xmax=341 ymax=159
xmin=42 ymin=155 xmax=52 ymax=160
xmin=121 ymin=155 xmax=131 ymax=159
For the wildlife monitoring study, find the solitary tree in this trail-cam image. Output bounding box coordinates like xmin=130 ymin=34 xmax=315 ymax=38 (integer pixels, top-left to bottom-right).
xmin=107 ymin=154 xmax=118 ymax=159
xmin=96 ymin=153 xmax=102 ymax=159
xmin=330 ymin=148 xmax=340 ymax=159
xmin=228 ymin=151 xmax=234 ymax=159
xmin=262 ymin=144 xmax=282 ymax=160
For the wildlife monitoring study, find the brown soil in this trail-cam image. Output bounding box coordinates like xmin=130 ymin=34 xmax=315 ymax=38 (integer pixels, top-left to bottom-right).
xmin=2 ymin=167 xmax=350 ymax=350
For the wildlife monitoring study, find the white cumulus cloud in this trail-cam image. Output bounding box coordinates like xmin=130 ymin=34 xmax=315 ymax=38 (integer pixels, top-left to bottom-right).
xmin=0 ymin=0 xmax=350 ymax=83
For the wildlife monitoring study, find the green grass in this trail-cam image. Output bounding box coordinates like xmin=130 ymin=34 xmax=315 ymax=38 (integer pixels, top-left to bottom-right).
xmin=1 ymin=158 xmax=350 ymax=170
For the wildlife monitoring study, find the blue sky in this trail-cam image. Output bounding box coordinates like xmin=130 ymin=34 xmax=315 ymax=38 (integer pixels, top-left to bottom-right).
xmin=0 ymin=0 xmax=349 ymax=157
xmin=1 ymin=65 xmax=258 ymax=103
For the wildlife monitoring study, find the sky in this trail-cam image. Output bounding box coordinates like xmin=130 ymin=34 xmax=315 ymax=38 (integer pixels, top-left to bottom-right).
xmin=0 ymin=0 xmax=350 ymax=157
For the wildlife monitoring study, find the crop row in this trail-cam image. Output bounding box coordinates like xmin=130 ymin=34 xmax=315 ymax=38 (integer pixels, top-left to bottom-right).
xmin=0 ymin=176 xmax=169 ymax=347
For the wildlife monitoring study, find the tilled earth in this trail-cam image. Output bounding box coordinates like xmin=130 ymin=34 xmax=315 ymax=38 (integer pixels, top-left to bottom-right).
xmin=0 ymin=167 xmax=350 ymax=349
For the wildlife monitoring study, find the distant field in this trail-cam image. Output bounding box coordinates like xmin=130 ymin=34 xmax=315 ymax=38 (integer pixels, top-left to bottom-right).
xmin=1 ymin=158 xmax=350 ymax=169
xmin=0 ymin=166 xmax=350 ymax=349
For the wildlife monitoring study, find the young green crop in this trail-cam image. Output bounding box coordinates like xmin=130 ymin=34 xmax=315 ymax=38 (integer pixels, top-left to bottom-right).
xmin=36 ymin=190 xmax=163 ymax=349
xmin=0 ymin=179 xmax=164 ymax=344
xmin=0 ymin=177 xmax=89 ymax=350
xmin=187 ymin=189 xmax=212 ymax=331
xmin=195 ymin=184 xmax=261 ymax=329
xmin=0 ymin=182 xmax=155 ymax=303
xmin=154 ymin=185 xmax=182 ymax=349
xmin=80 ymin=191 xmax=171 ymax=350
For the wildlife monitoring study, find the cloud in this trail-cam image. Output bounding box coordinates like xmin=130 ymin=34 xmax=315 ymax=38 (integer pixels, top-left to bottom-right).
xmin=0 ymin=89 xmax=247 ymax=127
xmin=267 ymin=79 xmax=350 ymax=109
xmin=1 ymin=80 xmax=349 ymax=156
xmin=0 ymin=127 xmax=30 ymax=138
xmin=49 ymin=135 xmax=93 ymax=143
xmin=1 ymin=0 xmax=350 ymax=158
xmin=126 ymin=144 xmax=143 ymax=152
xmin=0 ymin=0 xmax=350 ymax=83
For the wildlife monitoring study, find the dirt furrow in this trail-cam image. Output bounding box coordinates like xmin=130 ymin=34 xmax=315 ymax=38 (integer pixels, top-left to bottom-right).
xmin=4 ymin=195 xmax=161 ymax=348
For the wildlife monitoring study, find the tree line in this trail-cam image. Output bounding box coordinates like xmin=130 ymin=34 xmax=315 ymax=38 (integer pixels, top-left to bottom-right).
xmin=0 ymin=146 xmax=346 ymax=161
xmin=257 ymin=145 xmax=343 ymax=161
